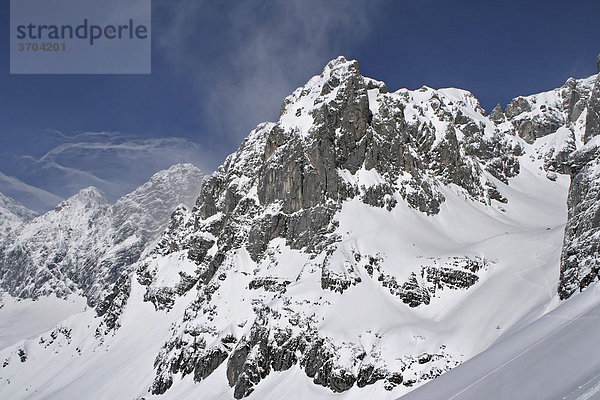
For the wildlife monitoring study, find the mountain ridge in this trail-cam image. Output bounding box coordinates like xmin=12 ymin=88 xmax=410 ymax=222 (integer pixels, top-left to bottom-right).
xmin=0 ymin=57 xmax=599 ymax=400
xmin=0 ymin=192 xmax=37 ymax=238
xmin=0 ymin=163 xmax=204 ymax=306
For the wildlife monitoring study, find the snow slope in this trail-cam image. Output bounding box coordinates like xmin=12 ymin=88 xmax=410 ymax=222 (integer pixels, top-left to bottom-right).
xmin=0 ymin=293 xmax=86 ymax=350
xmin=400 ymin=281 xmax=600 ymax=400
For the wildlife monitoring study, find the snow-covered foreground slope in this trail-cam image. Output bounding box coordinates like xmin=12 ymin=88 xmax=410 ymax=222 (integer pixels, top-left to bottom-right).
xmin=0 ymin=282 xmax=178 ymax=399
xmin=1 ymin=57 xmax=598 ymax=400
xmin=0 ymin=293 xmax=86 ymax=350
xmin=401 ymin=280 xmax=600 ymax=400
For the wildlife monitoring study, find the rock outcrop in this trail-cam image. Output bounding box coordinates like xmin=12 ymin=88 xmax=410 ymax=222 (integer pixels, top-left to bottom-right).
xmin=559 ymin=75 xmax=600 ymax=299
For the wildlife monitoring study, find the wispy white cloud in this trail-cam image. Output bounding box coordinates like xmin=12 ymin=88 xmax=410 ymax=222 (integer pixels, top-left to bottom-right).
xmin=155 ymin=0 xmax=379 ymax=145
xmin=0 ymin=172 xmax=63 ymax=213
xmin=3 ymin=131 xmax=208 ymax=212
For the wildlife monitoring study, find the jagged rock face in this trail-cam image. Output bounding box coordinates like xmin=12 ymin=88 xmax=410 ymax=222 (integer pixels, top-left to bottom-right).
xmin=502 ymin=74 xmax=599 ymax=182
xmin=488 ymin=104 xmax=505 ymax=124
xmin=585 ymin=75 xmax=600 ymax=144
xmin=559 ymin=76 xmax=600 ymax=299
xmin=504 ymin=75 xmax=597 ymax=145
xmin=559 ymin=141 xmax=600 ymax=298
xmin=138 ymin=57 xmax=543 ymax=398
xmin=0 ymin=164 xmax=203 ymax=306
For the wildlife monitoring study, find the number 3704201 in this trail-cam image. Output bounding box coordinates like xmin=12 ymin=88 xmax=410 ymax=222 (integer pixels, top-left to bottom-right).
xmin=18 ymin=42 xmax=66 ymax=52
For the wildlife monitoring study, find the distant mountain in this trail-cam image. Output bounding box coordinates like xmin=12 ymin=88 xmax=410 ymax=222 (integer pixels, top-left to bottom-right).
xmin=0 ymin=57 xmax=599 ymax=400
xmin=0 ymin=163 xmax=204 ymax=306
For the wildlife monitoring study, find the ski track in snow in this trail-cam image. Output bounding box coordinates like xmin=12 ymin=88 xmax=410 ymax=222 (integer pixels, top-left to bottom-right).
xmin=566 ymin=371 xmax=600 ymax=400
xmin=447 ymin=309 xmax=585 ymax=400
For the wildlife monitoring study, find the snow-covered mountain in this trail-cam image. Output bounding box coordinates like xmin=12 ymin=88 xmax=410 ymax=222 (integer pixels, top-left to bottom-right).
xmin=0 ymin=163 xmax=204 ymax=308
xmin=0 ymin=57 xmax=599 ymax=400
xmin=0 ymin=192 xmax=37 ymax=237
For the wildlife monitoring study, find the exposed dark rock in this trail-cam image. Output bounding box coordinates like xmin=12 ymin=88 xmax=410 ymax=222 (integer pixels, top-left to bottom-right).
xmin=488 ymin=104 xmax=505 ymax=124
xmin=226 ymin=320 xmax=300 ymax=398
xmin=424 ymin=267 xmax=479 ymax=292
xmin=95 ymin=274 xmax=131 ymax=334
xmin=194 ymin=347 xmax=228 ymax=382
xmin=559 ymin=75 xmax=600 ymax=299
xmin=248 ymin=277 xmax=291 ymax=292
xmin=505 ymin=97 xmax=531 ymax=119
xmin=370 ymin=256 xmax=489 ymax=307
xmin=384 ymin=372 xmax=404 ymax=390
xmin=321 ymin=266 xmax=361 ymax=293
xmin=559 ymin=142 xmax=600 ymax=299
xmin=18 ymin=348 xmax=26 ymax=363
xmin=585 ymin=77 xmax=600 ymax=144
xmin=188 ymin=237 xmax=215 ymax=265
xmin=356 ymin=364 xmax=387 ymax=387
xmin=485 ymin=181 xmax=508 ymax=203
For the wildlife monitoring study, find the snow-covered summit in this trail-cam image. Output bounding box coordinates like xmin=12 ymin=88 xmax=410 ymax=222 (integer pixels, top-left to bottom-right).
xmin=112 ymin=163 xmax=204 ymax=245
xmin=279 ymin=56 xmax=368 ymax=137
xmin=0 ymin=192 xmax=37 ymax=221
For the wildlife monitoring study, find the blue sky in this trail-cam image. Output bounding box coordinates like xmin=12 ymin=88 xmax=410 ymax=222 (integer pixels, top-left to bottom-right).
xmin=1 ymin=0 xmax=599 ymax=212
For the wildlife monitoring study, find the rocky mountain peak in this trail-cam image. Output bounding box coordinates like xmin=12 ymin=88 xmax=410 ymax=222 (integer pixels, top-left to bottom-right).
xmin=52 ymin=186 xmax=109 ymax=212
xmin=113 ymin=163 xmax=204 ymax=244
xmin=145 ymin=163 xmax=203 ymax=193
xmin=139 ymin=57 xmax=565 ymax=398
xmin=488 ymin=103 xmax=505 ymax=124
xmin=278 ymin=55 xmax=367 ymax=139
xmin=0 ymin=192 xmax=37 ymax=221
xmin=503 ymin=74 xmax=598 ymax=144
